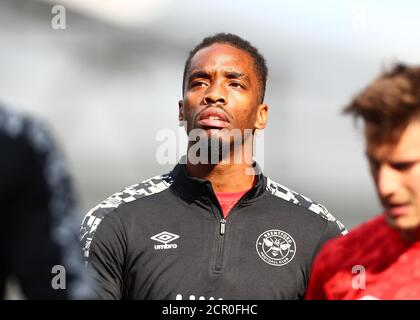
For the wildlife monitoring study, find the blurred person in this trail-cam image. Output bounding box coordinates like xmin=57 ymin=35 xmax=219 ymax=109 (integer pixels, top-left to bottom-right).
xmin=305 ymin=64 xmax=420 ymax=300
xmin=81 ymin=33 xmax=346 ymax=300
xmin=0 ymin=104 xmax=91 ymax=299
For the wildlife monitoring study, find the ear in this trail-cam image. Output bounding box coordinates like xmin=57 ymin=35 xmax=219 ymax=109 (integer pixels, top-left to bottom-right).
xmin=178 ymin=100 xmax=184 ymax=121
xmin=254 ymin=103 xmax=268 ymax=130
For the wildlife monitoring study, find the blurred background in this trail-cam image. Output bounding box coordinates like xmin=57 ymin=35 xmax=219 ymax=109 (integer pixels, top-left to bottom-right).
xmin=2 ymin=0 xmax=420 ymax=234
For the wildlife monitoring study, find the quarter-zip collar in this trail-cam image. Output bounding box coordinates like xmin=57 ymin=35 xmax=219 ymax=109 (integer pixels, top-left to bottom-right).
xmin=170 ymin=160 xmax=267 ymax=208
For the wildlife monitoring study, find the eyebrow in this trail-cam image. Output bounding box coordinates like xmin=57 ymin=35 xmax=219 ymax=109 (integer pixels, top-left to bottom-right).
xmin=223 ymin=71 xmax=250 ymax=82
xmin=365 ymin=151 xmax=420 ymax=165
xmin=188 ymin=71 xmax=211 ymax=83
xmin=188 ymin=70 xmax=251 ymax=83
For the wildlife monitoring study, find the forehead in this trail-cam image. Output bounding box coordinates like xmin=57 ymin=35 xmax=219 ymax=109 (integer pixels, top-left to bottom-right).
xmin=366 ymin=120 xmax=420 ymax=160
xmin=188 ymin=43 xmax=257 ymax=79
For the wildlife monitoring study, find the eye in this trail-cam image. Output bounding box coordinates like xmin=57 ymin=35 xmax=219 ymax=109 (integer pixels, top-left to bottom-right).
xmin=230 ymin=82 xmax=245 ymax=89
xmin=392 ymin=162 xmax=414 ymax=171
xmin=191 ymin=81 xmax=207 ymax=88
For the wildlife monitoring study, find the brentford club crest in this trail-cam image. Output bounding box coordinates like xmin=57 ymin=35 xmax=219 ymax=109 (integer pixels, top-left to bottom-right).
xmin=256 ymin=229 xmax=296 ymax=266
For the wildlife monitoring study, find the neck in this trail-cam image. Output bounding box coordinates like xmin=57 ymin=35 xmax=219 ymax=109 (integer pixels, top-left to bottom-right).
xmin=187 ymin=143 xmax=255 ymax=192
xmin=186 ymin=160 xmax=255 ymax=193
xmin=185 ymin=135 xmax=256 ymax=192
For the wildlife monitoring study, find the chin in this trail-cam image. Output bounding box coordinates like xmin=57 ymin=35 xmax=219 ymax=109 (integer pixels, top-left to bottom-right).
xmin=389 ymin=217 xmax=420 ymax=235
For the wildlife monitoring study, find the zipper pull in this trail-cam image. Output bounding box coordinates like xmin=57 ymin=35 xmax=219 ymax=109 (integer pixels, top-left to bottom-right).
xmin=220 ymin=219 xmax=226 ymax=235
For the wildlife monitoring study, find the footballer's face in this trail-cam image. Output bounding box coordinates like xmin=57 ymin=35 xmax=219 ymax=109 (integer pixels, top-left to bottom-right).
xmin=178 ymin=43 xmax=268 ymax=158
xmin=366 ymin=119 xmax=420 ymax=240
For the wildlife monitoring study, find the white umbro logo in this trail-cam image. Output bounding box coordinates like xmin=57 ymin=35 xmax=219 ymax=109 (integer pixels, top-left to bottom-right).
xmin=151 ymin=231 xmax=179 ymax=250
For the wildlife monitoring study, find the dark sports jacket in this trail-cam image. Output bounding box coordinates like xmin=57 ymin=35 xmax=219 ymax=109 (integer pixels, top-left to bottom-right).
xmin=0 ymin=105 xmax=91 ymax=299
xmin=81 ymin=162 xmax=346 ymax=300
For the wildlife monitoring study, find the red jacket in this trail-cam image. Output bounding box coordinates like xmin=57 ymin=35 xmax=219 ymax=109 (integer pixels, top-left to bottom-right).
xmin=305 ymin=215 xmax=420 ymax=300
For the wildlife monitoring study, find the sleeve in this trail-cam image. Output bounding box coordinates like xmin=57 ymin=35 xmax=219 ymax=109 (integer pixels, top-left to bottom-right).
xmin=86 ymin=211 xmax=127 ymax=300
xmin=321 ymin=220 xmax=344 ymax=242
xmin=7 ymin=118 xmax=92 ymax=299
xmin=304 ymin=245 xmax=330 ymax=300
xmin=304 ymin=222 xmax=339 ymax=300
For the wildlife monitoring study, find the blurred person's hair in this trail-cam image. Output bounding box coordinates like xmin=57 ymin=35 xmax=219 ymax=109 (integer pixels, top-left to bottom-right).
xmin=344 ymin=63 xmax=420 ymax=145
xmin=182 ymin=33 xmax=268 ymax=103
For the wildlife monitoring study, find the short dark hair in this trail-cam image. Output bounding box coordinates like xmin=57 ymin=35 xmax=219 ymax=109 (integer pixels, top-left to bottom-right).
xmin=182 ymin=33 xmax=268 ymax=103
xmin=344 ymin=63 xmax=420 ymax=144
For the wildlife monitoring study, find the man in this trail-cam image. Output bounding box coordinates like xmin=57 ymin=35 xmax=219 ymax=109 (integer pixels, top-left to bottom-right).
xmin=305 ymin=64 xmax=420 ymax=300
xmin=0 ymin=104 xmax=91 ymax=299
xmin=81 ymin=33 xmax=346 ymax=300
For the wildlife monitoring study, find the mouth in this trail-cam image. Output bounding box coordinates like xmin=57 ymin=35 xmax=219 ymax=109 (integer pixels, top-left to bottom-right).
xmin=197 ymin=108 xmax=230 ymax=129
xmin=386 ymin=203 xmax=411 ymax=217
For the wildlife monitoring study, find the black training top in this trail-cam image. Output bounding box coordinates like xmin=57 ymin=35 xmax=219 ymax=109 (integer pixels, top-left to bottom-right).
xmin=81 ymin=162 xmax=347 ymax=300
xmin=0 ymin=105 xmax=91 ymax=299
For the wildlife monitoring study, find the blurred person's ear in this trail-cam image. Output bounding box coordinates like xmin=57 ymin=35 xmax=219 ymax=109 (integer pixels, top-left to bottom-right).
xmin=178 ymin=100 xmax=184 ymax=122
xmin=254 ymin=103 xmax=268 ymax=130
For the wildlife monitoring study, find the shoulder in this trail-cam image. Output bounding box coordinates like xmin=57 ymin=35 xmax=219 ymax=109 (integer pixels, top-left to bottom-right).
xmin=315 ymin=215 xmax=386 ymax=266
xmin=0 ymin=105 xmax=56 ymax=154
xmin=0 ymin=105 xmax=75 ymax=208
xmin=324 ymin=215 xmax=385 ymax=249
xmin=0 ymin=105 xmax=27 ymax=138
xmin=306 ymin=215 xmax=389 ymax=300
xmin=80 ymin=172 xmax=174 ymax=258
xmin=265 ymin=177 xmax=347 ymax=235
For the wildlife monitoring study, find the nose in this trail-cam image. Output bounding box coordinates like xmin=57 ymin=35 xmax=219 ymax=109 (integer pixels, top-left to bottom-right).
xmin=376 ymin=165 xmax=401 ymax=200
xmin=203 ymin=83 xmax=226 ymax=105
